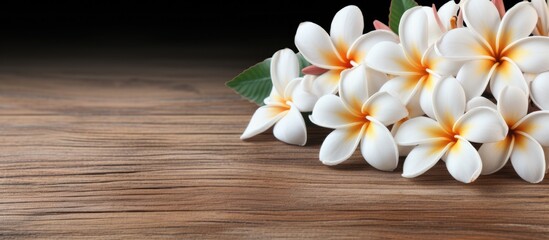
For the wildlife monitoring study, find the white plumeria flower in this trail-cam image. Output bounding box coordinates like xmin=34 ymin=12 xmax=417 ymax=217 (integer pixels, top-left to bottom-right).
xmin=436 ymin=0 xmax=549 ymax=100
xmin=367 ymin=6 xmax=460 ymax=118
xmin=241 ymin=49 xmax=317 ymax=146
xmin=395 ymin=77 xmax=508 ymax=183
xmin=310 ymin=65 xmax=408 ymax=170
xmin=476 ymin=86 xmax=549 ymax=183
xmin=295 ymin=5 xmax=398 ymax=94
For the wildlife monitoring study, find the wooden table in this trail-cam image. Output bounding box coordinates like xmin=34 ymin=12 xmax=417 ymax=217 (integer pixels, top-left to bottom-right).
xmin=1 ymin=46 xmax=548 ymax=239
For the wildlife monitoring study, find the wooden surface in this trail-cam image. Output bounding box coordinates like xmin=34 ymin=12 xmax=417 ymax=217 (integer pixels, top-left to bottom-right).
xmin=1 ymin=48 xmax=548 ymax=239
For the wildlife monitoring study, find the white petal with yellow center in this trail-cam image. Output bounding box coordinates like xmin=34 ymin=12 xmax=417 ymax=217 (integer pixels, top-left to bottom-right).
xmin=360 ymin=117 xmax=399 ymax=171
xmin=432 ymin=77 xmax=466 ymax=133
xmin=395 ymin=116 xmax=451 ymax=146
xmin=241 ymin=105 xmax=288 ymax=140
xmin=445 ymin=136 xmax=483 ymax=183
xmin=311 ymin=95 xmax=362 ymax=129
xmin=402 ymin=141 xmax=452 ymax=178
xmin=273 ymin=103 xmax=307 ymax=146
xmin=295 ymin=22 xmax=346 ymax=69
xmin=453 ymin=107 xmax=508 ymax=143
xmin=366 ymin=41 xmax=421 ymax=76
xmin=362 ymin=91 xmax=408 ymax=126
xmin=399 ymin=7 xmax=429 ymax=66
xmin=462 ymin=0 xmax=500 ymax=47
xmin=319 ymin=124 xmax=366 ymax=165
xmin=478 ymin=135 xmax=514 ymax=175
xmin=456 ymin=59 xmax=496 ymax=99
xmin=489 ymin=59 xmax=528 ymax=100
xmin=330 ymin=5 xmax=363 ymax=57
xmin=514 ymin=111 xmax=549 ymax=146
xmin=505 ymin=37 xmax=549 ymax=74
xmin=348 ymin=30 xmax=399 ymax=64
xmin=510 ymin=132 xmax=546 ymax=183
xmin=495 ymin=2 xmax=537 ymax=51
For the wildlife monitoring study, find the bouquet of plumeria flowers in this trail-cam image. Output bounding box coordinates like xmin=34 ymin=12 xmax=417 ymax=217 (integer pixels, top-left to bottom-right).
xmin=226 ymin=0 xmax=549 ymax=183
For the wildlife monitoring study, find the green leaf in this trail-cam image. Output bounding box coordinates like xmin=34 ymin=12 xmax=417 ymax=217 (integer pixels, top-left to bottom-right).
xmin=226 ymin=52 xmax=311 ymax=106
xmin=226 ymin=58 xmax=272 ymax=105
xmin=389 ymin=0 xmax=419 ymax=35
xmin=297 ymin=53 xmax=311 ymax=76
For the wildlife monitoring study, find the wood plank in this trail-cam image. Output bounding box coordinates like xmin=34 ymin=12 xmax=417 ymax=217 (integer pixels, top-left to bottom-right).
xmin=0 ymin=56 xmax=548 ymax=239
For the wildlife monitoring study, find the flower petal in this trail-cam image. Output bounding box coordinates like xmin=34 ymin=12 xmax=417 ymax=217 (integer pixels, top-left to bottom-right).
xmin=445 ymin=136 xmax=483 ymax=183
xmin=363 ymin=92 xmax=408 ymax=126
xmin=319 ymin=124 xmax=366 ymax=165
xmin=289 ymin=78 xmax=319 ymax=112
xmin=241 ymin=106 xmax=288 ymax=140
xmin=364 ymin=67 xmax=389 ymax=96
xmin=505 ymin=37 xmax=549 ymax=73
xmin=404 ymin=87 xmax=425 ymax=118
xmin=330 ymin=5 xmax=364 ymax=57
xmin=478 ymin=135 xmax=514 ymax=175
xmin=456 ymin=59 xmax=497 ymax=99
xmin=295 ymin=22 xmax=346 ymax=69
xmin=339 ymin=65 xmax=369 ymax=114
xmin=311 ymin=94 xmax=362 ymax=129
xmin=433 ymin=77 xmax=466 ymax=132
xmin=402 ymin=141 xmax=452 ymax=178
xmin=391 ymin=119 xmax=414 ymax=157
xmin=361 ymin=117 xmax=399 ymax=171
xmin=489 ymin=59 xmax=529 ymax=100
xmin=510 ymin=132 xmax=546 ymax=183
xmin=273 ymin=104 xmax=307 ymax=146
xmin=419 ymin=73 xmax=440 ymax=119
xmin=497 ymin=86 xmax=528 ymax=127
xmin=496 ymin=2 xmax=537 ymax=51
xmin=466 ymin=97 xmax=496 ymax=112
xmin=423 ymin=7 xmax=443 ymax=45
xmin=366 ymin=41 xmax=422 ymax=76
xmin=399 ymin=7 xmax=428 ymax=65
xmin=313 ymin=69 xmax=342 ymax=95
xmin=531 ymin=72 xmax=549 ymax=110
xmin=395 ymin=116 xmax=451 ymax=146
xmin=436 ymin=27 xmax=493 ymax=61
xmin=348 ymin=30 xmax=399 ymax=64
xmin=545 ymin=147 xmax=549 ymax=171
xmin=532 ymin=0 xmax=549 ymax=36
xmin=423 ymin=45 xmax=462 ymax=77
xmin=462 ymin=0 xmax=501 ymax=47
xmin=514 ymin=111 xmax=549 ymax=146
xmin=379 ymin=75 xmax=423 ymax=104
xmin=454 ymin=106 xmax=508 ymax=143
xmin=271 ymin=49 xmax=300 ymax=96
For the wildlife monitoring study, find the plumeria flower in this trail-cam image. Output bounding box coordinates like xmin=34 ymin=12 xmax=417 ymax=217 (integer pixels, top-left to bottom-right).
xmin=310 ymin=65 xmax=408 ymax=170
xmin=241 ymin=49 xmax=316 ymax=146
xmin=295 ymin=5 xmax=398 ymax=94
xmin=395 ymin=77 xmax=508 ymax=183
xmin=367 ymin=6 xmax=460 ymax=118
xmin=436 ymin=0 xmax=549 ymax=100
xmin=527 ymin=0 xmax=549 ymax=110
xmin=475 ymin=86 xmax=549 ymax=183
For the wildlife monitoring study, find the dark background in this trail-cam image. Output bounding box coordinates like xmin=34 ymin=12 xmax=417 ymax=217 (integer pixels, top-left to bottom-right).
xmin=0 ymin=0 xmax=524 ymax=60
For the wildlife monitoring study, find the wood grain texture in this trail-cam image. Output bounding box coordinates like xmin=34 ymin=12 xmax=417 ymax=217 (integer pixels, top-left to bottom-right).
xmin=0 ymin=52 xmax=548 ymax=239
